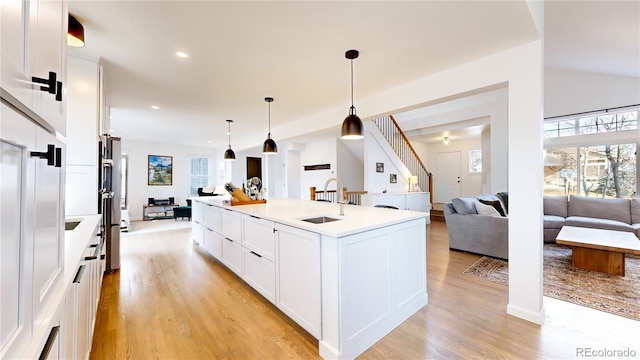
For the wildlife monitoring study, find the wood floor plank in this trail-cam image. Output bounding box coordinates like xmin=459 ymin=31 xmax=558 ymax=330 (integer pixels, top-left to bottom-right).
xmin=89 ymin=220 xmax=640 ymax=359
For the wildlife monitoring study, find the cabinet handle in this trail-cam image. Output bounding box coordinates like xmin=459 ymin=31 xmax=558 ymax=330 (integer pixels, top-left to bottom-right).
xmin=250 ymin=251 xmax=262 ymax=258
xmin=30 ymin=144 xmax=55 ymax=166
xmin=31 ymin=71 xmax=57 ymax=95
xmin=55 ymin=81 xmax=63 ymax=101
xmin=85 ymin=255 xmax=97 ymax=261
xmin=225 ymin=238 xmax=233 ymax=243
xmin=250 ymin=215 xmax=260 ymax=219
xmin=38 ymin=325 xmax=60 ymax=360
xmin=273 ymin=228 xmax=277 ymax=234
xmin=73 ymin=265 xmax=86 ymax=283
xmin=55 ymin=147 xmax=62 ymax=167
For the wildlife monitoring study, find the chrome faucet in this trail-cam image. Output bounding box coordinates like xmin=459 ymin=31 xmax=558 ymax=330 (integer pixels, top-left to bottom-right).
xmin=324 ymin=177 xmax=346 ymax=216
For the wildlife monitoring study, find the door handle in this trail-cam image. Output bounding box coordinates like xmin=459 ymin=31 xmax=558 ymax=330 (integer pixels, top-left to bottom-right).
xmin=30 ymin=144 xmax=55 ymax=166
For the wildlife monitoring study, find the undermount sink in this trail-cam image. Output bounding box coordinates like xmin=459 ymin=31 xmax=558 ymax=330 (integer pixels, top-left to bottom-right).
xmin=301 ymin=216 xmax=341 ymax=224
xmin=65 ymin=220 xmax=82 ymax=231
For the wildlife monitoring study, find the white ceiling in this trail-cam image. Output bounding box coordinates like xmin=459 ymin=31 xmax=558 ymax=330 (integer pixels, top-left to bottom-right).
xmin=67 ymin=1 xmax=638 ymax=150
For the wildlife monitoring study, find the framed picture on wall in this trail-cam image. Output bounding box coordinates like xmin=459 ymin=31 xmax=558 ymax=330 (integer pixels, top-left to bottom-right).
xmin=376 ymin=162 xmax=384 ymax=173
xmin=148 ymin=155 xmax=173 ymax=185
xmin=390 ymin=174 xmax=397 ymax=183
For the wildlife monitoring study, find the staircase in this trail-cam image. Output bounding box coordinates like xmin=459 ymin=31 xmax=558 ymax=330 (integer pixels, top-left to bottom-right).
xmin=372 ymin=115 xmax=433 ymax=204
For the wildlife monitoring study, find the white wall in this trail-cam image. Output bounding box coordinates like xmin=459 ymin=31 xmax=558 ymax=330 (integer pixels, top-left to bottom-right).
xmin=300 ymin=138 xmax=337 ymax=198
xmin=425 ymin=138 xmax=483 ymax=198
xmin=364 ymin=133 xmax=410 ymax=194
xmin=122 ymin=139 xmax=217 ymax=220
xmin=544 ymin=68 xmax=640 ymax=118
xmin=336 ymin=139 xmax=364 ymax=192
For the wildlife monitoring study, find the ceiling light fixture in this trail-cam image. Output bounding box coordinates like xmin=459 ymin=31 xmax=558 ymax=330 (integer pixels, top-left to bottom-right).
xmin=224 ymin=119 xmax=236 ymax=161
xmin=67 ymin=14 xmax=85 ymax=47
xmin=341 ymin=49 xmax=364 ymax=140
xmin=443 ymin=136 xmax=450 ymax=146
xmin=262 ymin=97 xmax=278 ymax=154
xmin=176 ymin=51 xmax=189 ymax=58
xmin=151 ymin=105 xmax=159 ymax=110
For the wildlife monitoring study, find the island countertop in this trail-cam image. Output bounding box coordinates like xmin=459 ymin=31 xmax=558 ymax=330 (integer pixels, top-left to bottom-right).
xmin=192 ymin=197 xmax=427 ymax=238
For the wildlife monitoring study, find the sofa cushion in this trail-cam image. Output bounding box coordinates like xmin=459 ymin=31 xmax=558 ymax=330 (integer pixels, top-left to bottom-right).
xmin=543 ymin=215 xmax=565 ymax=229
xmin=631 ymin=198 xmax=640 ymax=224
xmin=568 ymin=195 xmax=631 ymax=224
xmin=478 ymin=199 xmax=506 ymax=217
xmin=565 ymin=216 xmax=635 ymax=233
xmin=475 ymin=201 xmax=500 ymax=216
xmin=451 ymin=197 xmax=477 ymax=214
xmin=496 ymin=192 xmax=509 ymax=214
xmin=543 ymin=196 xmax=568 ymax=218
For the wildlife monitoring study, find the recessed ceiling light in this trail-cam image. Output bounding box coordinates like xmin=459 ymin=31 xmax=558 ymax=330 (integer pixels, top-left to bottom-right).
xmin=151 ymin=105 xmax=159 ymax=110
xmin=207 ymin=140 xmax=213 ymax=144
xmin=176 ymin=51 xmax=189 ymax=58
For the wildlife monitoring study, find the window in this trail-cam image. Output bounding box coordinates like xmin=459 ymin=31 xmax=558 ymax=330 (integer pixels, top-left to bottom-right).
xmin=544 ymin=106 xmax=639 ymax=198
xmin=469 ymin=150 xmax=482 ymax=173
xmin=189 ymin=157 xmax=211 ymax=196
xmin=544 ymin=144 xmax=637 ymax=198
xmin=544 ymin=110 xmax=638 ymax=138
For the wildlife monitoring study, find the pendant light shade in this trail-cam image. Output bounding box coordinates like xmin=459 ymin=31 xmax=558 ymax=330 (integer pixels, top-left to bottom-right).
xmin=341 ymin=49 xmax=364 ymax=140
xmin=224 ymin=119 xmax=236 ymax=161
xmin=262 ymin=97 xmax=278 ymax=154
xmin=67 ymin=14 xmax=85 ymax=47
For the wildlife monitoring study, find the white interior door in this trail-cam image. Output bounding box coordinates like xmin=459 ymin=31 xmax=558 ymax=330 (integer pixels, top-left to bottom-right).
xmin=436 ymin=151 xmax=461 ymax=203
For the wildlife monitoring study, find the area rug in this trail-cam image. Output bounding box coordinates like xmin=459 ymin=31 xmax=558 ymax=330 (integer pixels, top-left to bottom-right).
xmin=463 ymin=244 xmax=640 ymax=321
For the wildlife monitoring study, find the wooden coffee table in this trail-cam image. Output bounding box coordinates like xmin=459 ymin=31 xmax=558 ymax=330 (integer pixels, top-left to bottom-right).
xmin=556 ymin=226 xmax=640 ymax=276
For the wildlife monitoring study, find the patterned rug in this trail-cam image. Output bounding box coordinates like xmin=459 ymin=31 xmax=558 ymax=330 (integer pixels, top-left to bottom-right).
xmin=463 ymin=244 xmax=640 ymax=321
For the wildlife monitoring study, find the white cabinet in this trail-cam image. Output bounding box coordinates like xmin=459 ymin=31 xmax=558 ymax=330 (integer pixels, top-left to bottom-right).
xmin=192 ymin=200 xmax=204 ymax=225
xmin=243 ymin=248 xmax=276 ymax=303
xmin=203 ymin=228 xmax=222 ymax=259
xmin=242 ymin=215 xmax=276 ymax=303
xmin=203 ymin=204 xmax=220 ymax=232
xmin=242 ymin=215 xmax=275 ymax=262
xmin=221 ymin=237 xmax=243 ymax=276
xmin=33 ymin=127 xmax=65 ymax=323
xmin=0 ymin=0 xmax=67 ymax=135
xmin=275 ymin=224 xmax=321 ymax=339
xmin=1 ymin=103 xmax=65 ymax=359
xmin=192 ymin=222 xmax=204 ymax=245
xmin=362 ymin=192 xmax=431 ymax=213
xmin=220 ymin=209 xmax=242 ymax=242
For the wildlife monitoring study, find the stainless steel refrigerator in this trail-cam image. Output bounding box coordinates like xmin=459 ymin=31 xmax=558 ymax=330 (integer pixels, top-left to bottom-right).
xmin=99 ymin=135 xmax=121 ymax=272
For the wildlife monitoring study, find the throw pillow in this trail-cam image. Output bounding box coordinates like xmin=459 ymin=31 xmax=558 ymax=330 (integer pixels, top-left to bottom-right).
xmin=475 ymin=201 xmax=500 ymax=216
xmin=496 ymin=192 xmax=509 ymax=213
xmin=451 ymin=197 xmax=477 ymax=214
xmin=478 ymin=199 xmax=506 ymax=217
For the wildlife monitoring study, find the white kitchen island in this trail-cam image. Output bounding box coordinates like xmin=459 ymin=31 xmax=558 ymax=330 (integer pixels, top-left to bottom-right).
xmin=191 ymin=197 xmax=428 ymax=359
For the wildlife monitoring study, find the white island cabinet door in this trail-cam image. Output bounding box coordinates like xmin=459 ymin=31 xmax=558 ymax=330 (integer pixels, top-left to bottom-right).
xmin=275 ymin=224 xmax=321 ymax=339
xmin=221 ymin=237 xmax=243 ymax=277
xmin=242 ymin=215 xmax=275 ymax=262
xmin=202 ymin=204 xmax=220 ymax=232
xmin=220 ymin=208 xmax=242 ymax=242
xmin=32 ymin=127 xmax=65 ymax=323
xmin=192 ymin=200 xmax=204 ymax=224
xmin=203 ymin=228 xmax=223 ymax=259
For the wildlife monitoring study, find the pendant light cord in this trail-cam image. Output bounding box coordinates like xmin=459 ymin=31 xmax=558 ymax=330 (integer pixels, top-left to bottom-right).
xmin=350 ymin=58 xmax=354 ymax=107
xmin=268 ymin=101 xmax=271 ymax=137
xmin=227 ymin=122 xmax=231 ymax=148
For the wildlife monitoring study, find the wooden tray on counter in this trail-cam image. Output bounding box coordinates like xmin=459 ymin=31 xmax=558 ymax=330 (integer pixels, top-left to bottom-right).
xmin=225 ymin=199 xmax=267 ymax=206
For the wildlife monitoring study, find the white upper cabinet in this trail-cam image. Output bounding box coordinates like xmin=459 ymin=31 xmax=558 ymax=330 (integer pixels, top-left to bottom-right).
xmin=1 ymin=0 xmax=67 ymax=135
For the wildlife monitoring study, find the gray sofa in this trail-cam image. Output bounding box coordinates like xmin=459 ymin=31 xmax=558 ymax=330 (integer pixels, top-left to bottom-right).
xmin=443 ymin=193 xmax=509 ymax=259
xmin=544 ymin=195 xmax=640 ymax=243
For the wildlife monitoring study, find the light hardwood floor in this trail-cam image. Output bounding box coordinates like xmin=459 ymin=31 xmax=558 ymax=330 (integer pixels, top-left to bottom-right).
xmin=90 ymin=221 xmax=640 ymax=359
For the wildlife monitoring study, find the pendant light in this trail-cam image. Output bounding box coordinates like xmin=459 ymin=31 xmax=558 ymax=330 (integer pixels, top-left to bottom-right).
xmin=67 ymin=14 xmax=85 ymax=47
xmin=224 ymin=119 xmax=236 ymax=161
xmin=262 ymin=97 xmax=278 ymax=154
xmin=341 ymin=49 xmax=364 ymax=140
